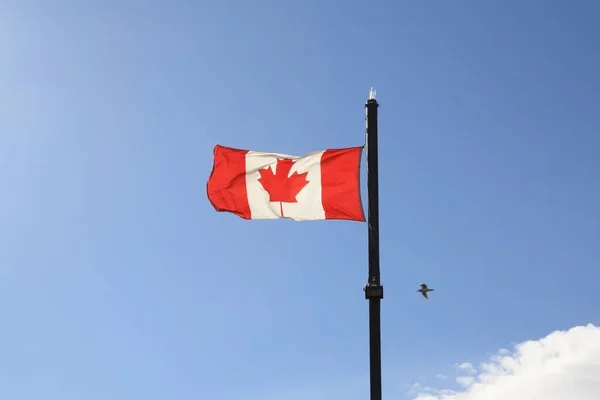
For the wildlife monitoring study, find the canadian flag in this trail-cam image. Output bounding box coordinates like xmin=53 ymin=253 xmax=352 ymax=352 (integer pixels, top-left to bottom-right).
xmin=207 ymin=145 xmax=365 ymax=222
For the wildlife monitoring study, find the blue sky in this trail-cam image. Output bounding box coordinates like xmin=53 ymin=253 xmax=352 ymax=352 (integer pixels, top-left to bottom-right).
xmin=1 ymin=1 xmax=599 ymax=399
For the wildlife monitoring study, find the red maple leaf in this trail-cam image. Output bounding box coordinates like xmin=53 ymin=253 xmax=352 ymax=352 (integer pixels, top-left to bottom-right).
xmin=258 ymin=158 xmax=309 ymax=217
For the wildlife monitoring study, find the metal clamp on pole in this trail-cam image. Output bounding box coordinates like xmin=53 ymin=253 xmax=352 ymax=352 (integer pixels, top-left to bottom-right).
xmin=364 ymin=283 xmax=384 ymax=300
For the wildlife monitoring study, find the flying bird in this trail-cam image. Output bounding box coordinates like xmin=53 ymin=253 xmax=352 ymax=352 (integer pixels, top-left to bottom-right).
xmin=418 ymin=283 xmax=434 ymax=299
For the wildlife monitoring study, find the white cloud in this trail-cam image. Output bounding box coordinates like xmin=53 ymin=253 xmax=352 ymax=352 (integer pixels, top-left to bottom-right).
xmin=456 ymin=362 xmax=477 ymax=375
xmin=498 ymin=348 xmax=510 ymax=356
xmin=436 ymin=374 xmax=448 ymax=380
xmin=412 ymin=324 xmax=600 ymax=400
xmin=455 ymin=376 xmax=475 ymax=387
xmin=409 ymin=383 xmax=456 ymax=398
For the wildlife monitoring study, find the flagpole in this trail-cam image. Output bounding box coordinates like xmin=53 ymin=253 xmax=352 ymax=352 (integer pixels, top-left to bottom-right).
xmin=364 ymin=87 xmax=383 ymax=400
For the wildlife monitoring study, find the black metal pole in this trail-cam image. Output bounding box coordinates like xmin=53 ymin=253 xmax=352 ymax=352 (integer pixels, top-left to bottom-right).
xmin=364 ymin=88 xmax=383 ymax=400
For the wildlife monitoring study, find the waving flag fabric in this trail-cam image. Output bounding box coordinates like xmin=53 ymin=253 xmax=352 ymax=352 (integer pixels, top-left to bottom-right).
xmin=207 ymin=145 xmax=365 ymax=222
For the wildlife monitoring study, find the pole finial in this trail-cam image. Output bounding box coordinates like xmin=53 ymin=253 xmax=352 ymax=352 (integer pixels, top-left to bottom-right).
xmin=369 ymin=87 xmax=376 ymax=100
